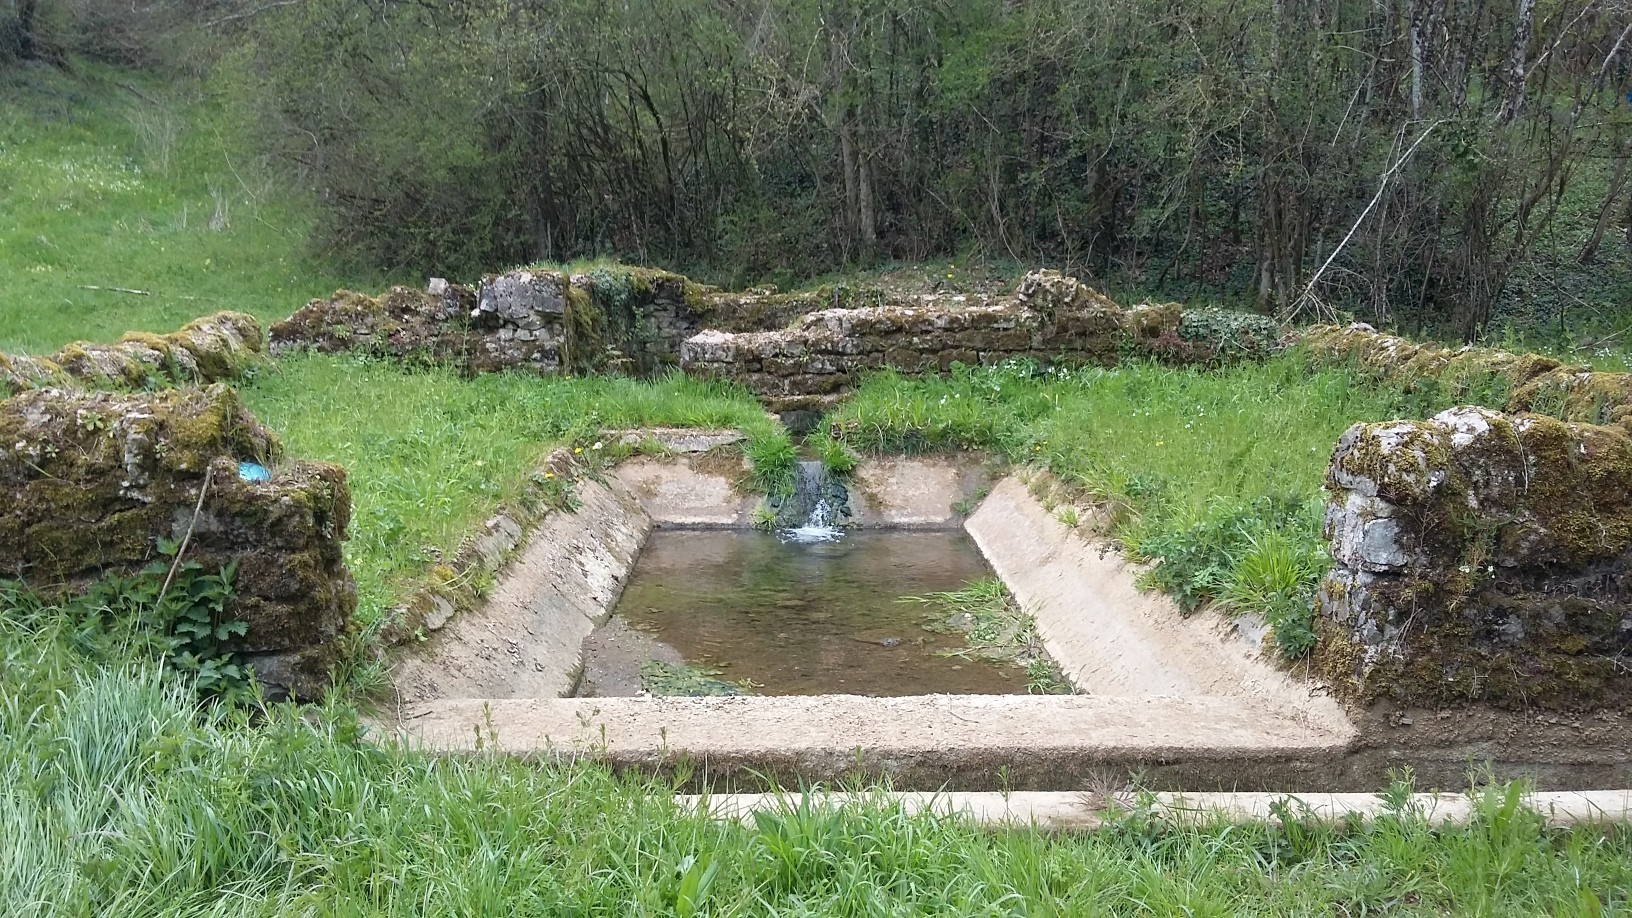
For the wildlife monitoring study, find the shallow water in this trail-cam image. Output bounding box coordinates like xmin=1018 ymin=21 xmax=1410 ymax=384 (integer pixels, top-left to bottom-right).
xmin=582 ymin=530 xmax=1030 ymax=696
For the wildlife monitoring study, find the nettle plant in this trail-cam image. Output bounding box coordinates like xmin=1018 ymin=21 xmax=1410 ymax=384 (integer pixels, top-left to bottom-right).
xmin=73 ymin=541 xmax=253 ymax=702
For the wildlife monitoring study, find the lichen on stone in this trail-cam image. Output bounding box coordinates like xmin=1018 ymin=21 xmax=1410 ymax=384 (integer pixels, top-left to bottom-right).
xmin=1 ymin=384 xmax=350 ymax=700
xmin=1317 ymin=406 xmax=1632 ymax=711
xmin=2 ymin=311 xmax=265 ymax=398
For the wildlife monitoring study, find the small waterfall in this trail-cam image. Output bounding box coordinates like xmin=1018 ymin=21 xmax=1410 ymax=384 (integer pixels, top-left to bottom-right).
xmin=776 ymin=460 xmax=850 ymax=543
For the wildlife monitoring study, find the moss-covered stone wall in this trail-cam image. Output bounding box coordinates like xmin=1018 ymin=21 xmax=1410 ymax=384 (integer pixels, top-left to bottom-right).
xmin=269 ymin=265 xmax=794 ymax=377
xmin=0 ymin=384 xmax=354 ymax=699
xmin=1301 ymin=322 xmax=1632 ymax=436
xmin=680 ymin=270 xmax=1283 ymax=412
xmin=1 ymin=312 xmax=266 ymax=396
xmin=270 ymin=266 xmax=1281 ymax=398
xmin=1317 ymin=405 xmax=1632 ymax=711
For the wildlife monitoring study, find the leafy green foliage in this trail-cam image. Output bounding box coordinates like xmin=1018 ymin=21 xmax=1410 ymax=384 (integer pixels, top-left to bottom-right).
xmin=1221 ymin=528 xmax=1329 ymax=657
xmin=204 ymin=0 xmax=1632 ymax=336
xmin=1177 ymin=308 xmax=1283 ymax=358
xmin=1136 ymin=496 xmax=1314 ymax=617
xmin=3 ymin=625 xmax=1631 ymax=916
xmin=1 ymin=547 xmax=251 ymax=702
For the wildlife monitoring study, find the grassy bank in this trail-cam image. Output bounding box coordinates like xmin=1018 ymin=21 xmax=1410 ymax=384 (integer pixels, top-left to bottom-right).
xmin=0 ymin=62 xmax=368 ymax=354
xmin=827 ymin=355 xmax=1470 ymax=655
xmin=240 ymin=355 xmax=785 ymax=627
xmin=3 ymin=612 xmax=1630 ymax=916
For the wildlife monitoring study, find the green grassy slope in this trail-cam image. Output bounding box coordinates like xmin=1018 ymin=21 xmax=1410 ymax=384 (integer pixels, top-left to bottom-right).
xmin=0 ymin=62 xmax=370 ymax=353
xmin=242 ymin=357 xmax=784 ymax=627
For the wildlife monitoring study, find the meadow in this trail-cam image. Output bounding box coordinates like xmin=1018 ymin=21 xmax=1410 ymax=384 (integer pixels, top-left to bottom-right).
xmin=4 ymin=63 xmax=1631 ymax=917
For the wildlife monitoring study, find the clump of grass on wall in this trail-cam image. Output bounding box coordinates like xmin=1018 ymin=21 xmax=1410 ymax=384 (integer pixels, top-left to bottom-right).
xmin=743 ymin=430 xmax=797 ymax=496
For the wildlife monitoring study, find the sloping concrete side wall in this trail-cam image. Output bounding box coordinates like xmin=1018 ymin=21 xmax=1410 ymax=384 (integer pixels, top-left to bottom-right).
xmin=964 ymin=476 xmax=1353 ymax=734
xmin=389 ymin=474 xmax=652 ymax=702
xmin=613 ymin=454 xmax=760 ymax=527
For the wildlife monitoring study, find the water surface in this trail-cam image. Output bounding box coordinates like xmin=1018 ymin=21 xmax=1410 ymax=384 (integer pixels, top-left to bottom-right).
xmin=581 ymin=530 xmax=1029 ymax=696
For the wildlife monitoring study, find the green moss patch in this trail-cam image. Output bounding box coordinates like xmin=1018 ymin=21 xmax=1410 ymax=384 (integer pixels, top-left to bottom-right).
xmin=1318 ymin=408 xmax=1632 ymax=711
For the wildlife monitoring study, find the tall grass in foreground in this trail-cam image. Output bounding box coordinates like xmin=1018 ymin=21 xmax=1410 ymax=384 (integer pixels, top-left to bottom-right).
xmin=827 ymin=355 xmax=1470 ymax=653
xmin=241 ymin=355 xmax=786 ymax=625
xmin=2 ymin=611 xmax=1630 ymax=916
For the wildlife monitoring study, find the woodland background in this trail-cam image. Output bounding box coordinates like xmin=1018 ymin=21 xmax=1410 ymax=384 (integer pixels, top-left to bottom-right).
xmin=6 ymin=0 xmax=1632 ymax=338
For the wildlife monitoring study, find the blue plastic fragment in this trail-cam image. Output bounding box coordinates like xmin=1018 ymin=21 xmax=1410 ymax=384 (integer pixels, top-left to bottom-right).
xmin=237 ymin=461 xmax=272 ymax=482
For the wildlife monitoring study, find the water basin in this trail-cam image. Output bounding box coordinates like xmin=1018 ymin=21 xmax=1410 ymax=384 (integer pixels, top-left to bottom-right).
xmin=577 ymin=529 xmax=1034 ymax=696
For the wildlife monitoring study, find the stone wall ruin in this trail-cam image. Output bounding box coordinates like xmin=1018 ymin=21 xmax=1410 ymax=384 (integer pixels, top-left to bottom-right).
xmin=270 ymin=266 xmax=884 ymax=378
xmin=1318 ymin=405 xmax=1632 ymax=711
xmin=1301 ymin=321 xmax=1632 ymax=434
xmin=272 ymin=266 xmax=1283 ymax=412
xmin=680 ymin=270 xmax=1283 ymax=412
xmin=2 ymin=311 xmax=266 ymax=396
xmin=0 ymin=384 xmax=354 ymax=699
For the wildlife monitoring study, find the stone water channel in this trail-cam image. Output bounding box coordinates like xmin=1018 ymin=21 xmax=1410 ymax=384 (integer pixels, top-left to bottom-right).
xmin=389 ymin=444 xmax=1632 ymax=793
xmin=576 ymin=457 xmax=1044 ymax=698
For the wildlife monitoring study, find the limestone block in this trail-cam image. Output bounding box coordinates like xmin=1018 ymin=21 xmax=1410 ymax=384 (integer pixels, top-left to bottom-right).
xmin=1317 ymin=406 xmax=1632 ymax=709
xmin=477 ymin=269 xmax=566 ymax=324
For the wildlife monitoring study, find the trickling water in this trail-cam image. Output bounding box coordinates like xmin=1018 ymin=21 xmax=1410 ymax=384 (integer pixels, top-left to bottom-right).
xmin=776 ymin=460 xmax=848 ymax=543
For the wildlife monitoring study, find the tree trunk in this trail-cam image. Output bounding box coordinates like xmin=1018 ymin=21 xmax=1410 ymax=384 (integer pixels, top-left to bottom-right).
xmin=17 ymin=0 xmax=40 ymax=59
xmin=1409 ymin=0 xmax=1425 ymax=119
xmin=1580 ymin=131 xmax=1632 ymax=264
xmin=839 ymin=118 xmax=860 ymax=254
xmin=857 ymin=145 xmax=877 ymax=253
xmin=1500 ymin=0 xmax=1535 ymax=123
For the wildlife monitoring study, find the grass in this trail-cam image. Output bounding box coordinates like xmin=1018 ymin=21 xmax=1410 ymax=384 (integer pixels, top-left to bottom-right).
xmin=239 ymin=354 xmax=786 ymax=626
xmin=3 ymin=610 xmax=1631 ymax=915
xmin=0 ymin=62 xmax=374 ymax=354
xmin=827 ymin=355 xmax=1476 ymax=653
xmin=901 ymin=578 xmax=1070 ymax=694
xmin=8 ymin=61 xmax=1632 ymax=916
